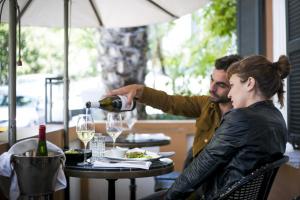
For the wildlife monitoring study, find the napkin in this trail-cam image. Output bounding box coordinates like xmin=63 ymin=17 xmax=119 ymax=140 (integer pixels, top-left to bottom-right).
xmin=93 ymin=160 xmax=152 ymax=170
xmin=0 ymin=138 xmax=66 ymax=200
xmin=126 ymin=133 xmax=170 ymax=141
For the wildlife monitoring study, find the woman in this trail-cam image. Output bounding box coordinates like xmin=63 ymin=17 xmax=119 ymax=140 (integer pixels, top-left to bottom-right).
xmin=142 ymin=55 xmax=291 ymax=200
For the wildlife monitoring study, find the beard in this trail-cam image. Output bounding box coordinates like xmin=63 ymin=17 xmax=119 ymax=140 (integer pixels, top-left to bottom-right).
xmin=209 ymin=91 xmax=231 ymax=103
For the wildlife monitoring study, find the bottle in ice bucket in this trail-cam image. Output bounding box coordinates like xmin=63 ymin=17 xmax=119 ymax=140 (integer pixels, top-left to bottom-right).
xmin=36 ymin=125 xmax=48 ymax=156
xmin=86 ymin=95 xmax=136 ymax=112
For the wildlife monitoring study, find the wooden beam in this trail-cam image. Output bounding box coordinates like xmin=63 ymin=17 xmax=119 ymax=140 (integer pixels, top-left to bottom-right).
xmin=265 ymin=0 xmax=273 ymax=60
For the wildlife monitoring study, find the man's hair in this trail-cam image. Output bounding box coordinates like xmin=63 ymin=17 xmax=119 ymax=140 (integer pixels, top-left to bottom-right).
xmin=215 ymin=54 xmax=243 ymax=71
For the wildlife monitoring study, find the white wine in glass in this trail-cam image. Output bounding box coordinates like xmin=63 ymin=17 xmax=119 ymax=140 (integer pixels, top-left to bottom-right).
xmin=106 ymin=112 xmax=123 ymax=148
xmin=76 ymin=114 xmax=95 ymax=166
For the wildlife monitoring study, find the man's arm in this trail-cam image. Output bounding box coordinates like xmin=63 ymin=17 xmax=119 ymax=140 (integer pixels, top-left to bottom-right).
xmin=166 ymin=111 xmax=249 ymax=199
xmin=107 ymin=84 xmax=145 ymax=105
xmin=108 ymin=84 xmax=209 ymax=118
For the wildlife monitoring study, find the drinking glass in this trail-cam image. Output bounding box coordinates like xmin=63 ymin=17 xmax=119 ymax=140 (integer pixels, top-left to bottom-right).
xmin=124 ymin=109 xmax=137 ymax=132
xmin=76 ymin=114 xmax=95 ymax=166
xmin=90 ymin=133 xmax=106 ymax=162
xmin=106 ymin=112 xmax=123 ymax=148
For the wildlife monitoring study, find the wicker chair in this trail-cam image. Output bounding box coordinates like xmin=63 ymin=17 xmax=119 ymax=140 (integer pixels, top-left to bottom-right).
xmin=214 ymin=156 xmax=289 ymax=200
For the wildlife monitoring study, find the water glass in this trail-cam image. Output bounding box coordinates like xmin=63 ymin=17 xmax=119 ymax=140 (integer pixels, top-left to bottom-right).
xmin=90 ymin=133 xmax=106 ymax=162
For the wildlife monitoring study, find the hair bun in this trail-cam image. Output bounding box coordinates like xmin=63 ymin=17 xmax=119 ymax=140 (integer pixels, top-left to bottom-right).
xmin=274 ymin=55 xmax=291 ymax=79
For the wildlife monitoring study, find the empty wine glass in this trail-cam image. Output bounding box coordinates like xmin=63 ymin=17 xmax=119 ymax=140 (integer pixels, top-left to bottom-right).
xmin=124 ymin=109 xmax=137 ymax=133
xmin=76 ymin=114 xmax=95 ymax=166
xmin=106 ymin=112 xmax=123 ymax=148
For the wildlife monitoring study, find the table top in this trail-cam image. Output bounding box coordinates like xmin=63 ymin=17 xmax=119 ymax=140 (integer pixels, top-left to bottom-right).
xmin=64 ymin=160 xmax=174 ymax=179
xmin=105 ymin=135 xmax=170 ymax=148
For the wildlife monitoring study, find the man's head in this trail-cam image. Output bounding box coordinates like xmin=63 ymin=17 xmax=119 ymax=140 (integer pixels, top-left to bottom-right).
xmin=209 ymin=54 xmax=243 ymax=103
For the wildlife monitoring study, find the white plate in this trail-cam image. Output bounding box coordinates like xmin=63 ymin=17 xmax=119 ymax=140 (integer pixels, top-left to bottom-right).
xmin=104 ymin=150 xmax=161 ymax=161
xmin=157 ymin=151 xmax=175 ymax=158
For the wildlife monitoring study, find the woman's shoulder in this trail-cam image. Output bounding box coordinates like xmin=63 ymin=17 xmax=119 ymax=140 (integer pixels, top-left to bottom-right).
xmin=224 ymin=107 xmax=249 ymax=121
xmin=223 ymin=101 xmax=280 ymax=123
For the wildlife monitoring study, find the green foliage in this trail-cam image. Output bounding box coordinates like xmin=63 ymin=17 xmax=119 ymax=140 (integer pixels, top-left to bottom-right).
xmin=148 ymin=0 xmax=237 ymax=97
xmin=0 ymin=26 xmax=59 ymax=83
xmin=187 ymin=0 xmax=237 ymax=78
xmin=203 ymin=0 xmax=237 ymax=37
xmin=0 ymin=26 xmax=98 ymax=84
xmin=0 ymin=25 xmax=9 ymax=84
xmin=148 ymin=22 xmax=175 ymax=70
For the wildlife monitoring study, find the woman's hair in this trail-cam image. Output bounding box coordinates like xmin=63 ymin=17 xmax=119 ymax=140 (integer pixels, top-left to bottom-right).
xmin=227 ymin=55 xmax=291 ymax=107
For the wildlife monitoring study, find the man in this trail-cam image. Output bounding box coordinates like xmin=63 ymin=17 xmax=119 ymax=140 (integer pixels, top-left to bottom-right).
xmin=108 ymin=55 xmax=242 ymax=160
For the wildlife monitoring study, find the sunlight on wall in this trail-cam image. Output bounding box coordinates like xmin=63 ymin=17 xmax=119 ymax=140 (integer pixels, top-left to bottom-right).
xmin=272 ymin=0 xmax=287 ymax=123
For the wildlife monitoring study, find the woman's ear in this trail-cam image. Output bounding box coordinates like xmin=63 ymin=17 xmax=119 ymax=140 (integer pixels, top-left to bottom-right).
xmin=246 ymin=77 xmax=256 ymax=91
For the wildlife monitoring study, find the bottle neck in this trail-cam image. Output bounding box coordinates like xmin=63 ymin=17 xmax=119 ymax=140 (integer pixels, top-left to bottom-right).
xmin=38 ymin=126 xmax=46 ymax=141
xmin=39 ymin=132 xmax=46 ymax=141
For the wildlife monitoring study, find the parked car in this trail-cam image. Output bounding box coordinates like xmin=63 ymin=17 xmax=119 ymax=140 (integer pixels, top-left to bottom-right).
xmin=0 ymin=94 xmax=41 ymax=128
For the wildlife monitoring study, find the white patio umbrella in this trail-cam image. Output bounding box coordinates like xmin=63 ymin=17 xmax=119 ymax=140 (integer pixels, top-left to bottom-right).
xmin=1 ymin=0 xmax=209 ymax=28
xmin=1 ymin=0 xmax=209 ymax=146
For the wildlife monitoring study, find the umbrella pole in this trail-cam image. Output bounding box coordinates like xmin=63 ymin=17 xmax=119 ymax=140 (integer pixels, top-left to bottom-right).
xmin=8 ymin=0 xmax=17 ymax=146
xmin=63 ymin=0 xmax=69 ymax=149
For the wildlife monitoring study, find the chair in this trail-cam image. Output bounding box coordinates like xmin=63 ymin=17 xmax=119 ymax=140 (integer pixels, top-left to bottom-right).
xmin=214 ymin=156 xmax=289 ymax=200
xmin=154 ymin=172 xmax=180 ymax=192
xmin=154 ymin=147 xmax=193 ymax=191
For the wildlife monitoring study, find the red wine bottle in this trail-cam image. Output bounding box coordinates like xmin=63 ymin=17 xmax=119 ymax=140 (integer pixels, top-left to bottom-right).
xmin=36 ymin=125 xmax=48 ymax=156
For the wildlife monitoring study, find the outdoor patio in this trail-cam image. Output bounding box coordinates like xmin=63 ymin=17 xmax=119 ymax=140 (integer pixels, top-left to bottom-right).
xmin=0 ymin=0 xmax=300 ymax=200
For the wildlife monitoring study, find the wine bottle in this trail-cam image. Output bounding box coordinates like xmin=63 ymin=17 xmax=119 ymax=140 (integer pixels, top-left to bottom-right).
xmin=86 ymin=95 xmax=136 ymax=112
xmin=36 ymin=125 xmax=48 ymax=156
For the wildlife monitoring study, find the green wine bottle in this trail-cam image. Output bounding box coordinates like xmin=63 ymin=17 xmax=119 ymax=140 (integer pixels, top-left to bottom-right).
xmin=86 ymin=95 xmax=136 ymax=112
xmin=36 ymin=125 xmax=48 ymax=156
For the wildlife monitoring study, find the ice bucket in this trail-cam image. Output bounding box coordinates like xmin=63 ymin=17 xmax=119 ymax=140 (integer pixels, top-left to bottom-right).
xmin=11 ymin=151 xmax=64 ymax=197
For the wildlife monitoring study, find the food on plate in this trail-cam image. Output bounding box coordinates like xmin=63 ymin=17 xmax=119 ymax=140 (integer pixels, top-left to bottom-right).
xmin=65 ymin=149 xmax=80 ymax=154
xmin=125 ymin=148 xmax=159 ymax=159
xmin=126 ymin=151 xmax=146 ymax=158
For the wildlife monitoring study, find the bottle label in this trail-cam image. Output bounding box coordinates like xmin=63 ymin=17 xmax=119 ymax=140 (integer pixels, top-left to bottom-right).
xmin=118 ymin=95 xmax=134 ymax=111
xmin=90 ymin=102 xmax=99 ymax=108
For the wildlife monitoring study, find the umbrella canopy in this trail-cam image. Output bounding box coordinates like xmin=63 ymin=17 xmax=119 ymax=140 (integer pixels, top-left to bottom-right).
xmin=1 ymin=0 xmax=208 ymax=28
xmin=1 ymin=0 xmax=209 ymax=147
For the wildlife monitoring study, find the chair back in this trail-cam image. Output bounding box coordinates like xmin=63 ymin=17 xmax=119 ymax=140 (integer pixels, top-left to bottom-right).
xmin=215 ymin=156 xmax=289 ymax=200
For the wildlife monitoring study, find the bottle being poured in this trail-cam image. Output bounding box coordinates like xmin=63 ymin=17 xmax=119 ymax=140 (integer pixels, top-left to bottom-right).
xmin=86 ymin=95 xmax=136 ymax=112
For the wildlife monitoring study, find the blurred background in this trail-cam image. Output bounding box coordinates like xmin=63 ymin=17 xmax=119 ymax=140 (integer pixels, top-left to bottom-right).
xmin=0 ymin=0 xmax=237 ymax=129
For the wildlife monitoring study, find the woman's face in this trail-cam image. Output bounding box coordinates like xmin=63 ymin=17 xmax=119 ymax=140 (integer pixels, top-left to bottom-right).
xmin=228 ymin=74 xmax=249 ymax=109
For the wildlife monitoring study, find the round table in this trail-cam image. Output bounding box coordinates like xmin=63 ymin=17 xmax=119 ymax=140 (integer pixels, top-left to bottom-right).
xmin=64 ymin=160 xmax=174 ymax=200
xmin=104 ymin=134 xmax=171 ymax=199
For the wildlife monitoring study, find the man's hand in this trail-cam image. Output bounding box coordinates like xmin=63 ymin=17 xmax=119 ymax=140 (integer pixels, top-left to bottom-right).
xmin=107 ymin=84 xmax=145 ymax=105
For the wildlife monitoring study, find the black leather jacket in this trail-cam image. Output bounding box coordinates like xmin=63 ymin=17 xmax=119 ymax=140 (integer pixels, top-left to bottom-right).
xmin=166 ymin=100 xmax=287 ymax=200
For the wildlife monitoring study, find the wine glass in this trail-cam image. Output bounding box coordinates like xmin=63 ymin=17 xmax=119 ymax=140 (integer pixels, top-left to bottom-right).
xmin=106 ymin=112 xmax=123 ymax=148
xmin=76 ymin=114 xmax=95 ymax=166
xmin=124 ymin=109 xmax=137 ymax=132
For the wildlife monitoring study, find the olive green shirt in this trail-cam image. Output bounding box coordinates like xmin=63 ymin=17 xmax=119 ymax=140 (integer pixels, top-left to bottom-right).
xmin=139 ymin=87 xmax=222 ymax=156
